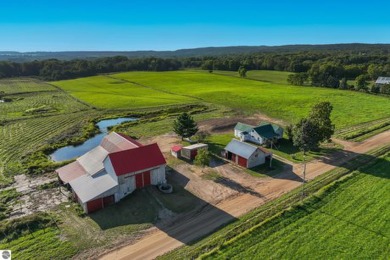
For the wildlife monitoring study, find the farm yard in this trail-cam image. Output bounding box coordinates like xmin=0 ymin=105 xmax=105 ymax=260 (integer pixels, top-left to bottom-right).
xmin=0 ymin=70 xmax=389 ymax=259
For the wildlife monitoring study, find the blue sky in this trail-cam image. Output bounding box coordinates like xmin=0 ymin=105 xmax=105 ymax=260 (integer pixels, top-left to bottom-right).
xmin=1 ymin=0 xmax=389 ymax=51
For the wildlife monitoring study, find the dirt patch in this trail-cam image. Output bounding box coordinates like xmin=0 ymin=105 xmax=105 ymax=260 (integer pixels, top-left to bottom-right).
xmin=9 ymin=187 xmax=70 ymax=219
xmin=198 ymin=113 xmax=287 ymax=134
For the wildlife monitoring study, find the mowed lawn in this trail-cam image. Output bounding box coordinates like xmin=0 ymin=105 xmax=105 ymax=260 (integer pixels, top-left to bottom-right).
xmin=202 ymin=153 xmax=390 ymax=259
xmin=52 ymin=75 xmax=197 ymax=109
xmin=54 ymin=71 xmax=390 ymax=128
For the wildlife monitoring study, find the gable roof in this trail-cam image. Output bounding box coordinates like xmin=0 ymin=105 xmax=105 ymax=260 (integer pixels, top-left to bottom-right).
xmin=253 ymin=124 xmax=279 ymax=139
xmin=57 ymin=161 xmax=87 ymax=184
xmin=108 ymin=143 xmax=166 ymax=176
xmin=69 ymin=171 xmax=118 ymax=203
xmin=375 ymin=77 xmax=390 ymax=84
xmin=100 ymin=132 xmax=141 ymax=153
xmin=225 ymin=139 xmax=262 ymax=159
xmin=234 ymin=122 xmax=254 ymax=132
xmin=57 ymin=132 xmax=145 ymax=183
xmin=77 ymin=146 xmax=108 ymax=176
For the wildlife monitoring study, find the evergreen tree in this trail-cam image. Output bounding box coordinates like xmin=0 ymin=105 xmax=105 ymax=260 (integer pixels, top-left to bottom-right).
xmin=173 ymin=112 xmax=198 ymax=140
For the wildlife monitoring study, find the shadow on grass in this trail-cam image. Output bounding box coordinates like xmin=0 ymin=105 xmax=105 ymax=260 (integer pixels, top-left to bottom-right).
xmin=319 ymin=148 xmax=390 ymax=180
xmin=272 ymin=138 xmax=341 ymax=162
xmin=89 ymin=168 xmax=237 ymax=245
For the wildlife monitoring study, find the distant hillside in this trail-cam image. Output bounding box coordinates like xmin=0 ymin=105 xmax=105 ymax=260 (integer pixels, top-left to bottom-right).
xmin=1 ymin=43 xmax=390 ymax=61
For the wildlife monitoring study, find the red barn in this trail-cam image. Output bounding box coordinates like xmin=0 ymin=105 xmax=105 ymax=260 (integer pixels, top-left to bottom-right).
xmin=224 ymin=139 xmax=271 ymax=168
xmin=181 ymin=143 xmax=208 ymax=160
xmin=56 ymin=132 xmax=166 ymax=213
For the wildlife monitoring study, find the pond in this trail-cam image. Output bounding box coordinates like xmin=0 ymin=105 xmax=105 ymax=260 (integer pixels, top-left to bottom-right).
xmin=50 ymin=117 xmax=136 ymax=162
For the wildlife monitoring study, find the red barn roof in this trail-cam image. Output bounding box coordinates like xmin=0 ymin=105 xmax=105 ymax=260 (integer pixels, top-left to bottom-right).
xmin=108 ymin=143 xmax=166 ymax=176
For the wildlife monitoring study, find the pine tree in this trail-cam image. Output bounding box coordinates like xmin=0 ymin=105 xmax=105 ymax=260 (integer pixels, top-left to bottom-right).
xmin=173 ymin=112 xmax=198 ymax=140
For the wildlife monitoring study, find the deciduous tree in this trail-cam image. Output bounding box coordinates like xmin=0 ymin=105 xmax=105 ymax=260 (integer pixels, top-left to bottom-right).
xmin=309 ymin=101 xmax=335 ymax=142
xmin=238 ymin=66 xmax=247 ymax=78
xmin=194 ymin=149 xmax=210 ymax=167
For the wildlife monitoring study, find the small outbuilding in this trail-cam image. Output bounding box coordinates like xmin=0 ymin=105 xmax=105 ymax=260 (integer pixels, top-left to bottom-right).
xmin=375 ymin=76 xmax=390 ymax=87
xmin=181 ymin=143 xmax=208 ymax=160
xmin=171 ymin=145 xmax=183 ymax=158
xmin=224 ymin=139 xmax=272 ymax=168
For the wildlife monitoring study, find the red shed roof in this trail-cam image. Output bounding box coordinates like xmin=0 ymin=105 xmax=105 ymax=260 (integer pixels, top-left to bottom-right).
xmin=171 ymin=145 xmax=183 ymax=152
xmin=108 ymin=143 xmax=166 ymax=176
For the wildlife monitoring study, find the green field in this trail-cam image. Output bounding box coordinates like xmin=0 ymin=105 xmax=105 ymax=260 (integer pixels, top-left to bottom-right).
xmin=52 ymin=75 xmax=196 ymax=109
xmin=160 ymin=147 xmax=390 ymax=260
xmin=201 ymin=152 xmax=390 ymax=259
xmin=53 ymin=70 xmax=390 ymax=129
xmin=0 ymin=79 xmax=89 ymax=121
xmin=213 ymin=69 xmax=292 ymax=85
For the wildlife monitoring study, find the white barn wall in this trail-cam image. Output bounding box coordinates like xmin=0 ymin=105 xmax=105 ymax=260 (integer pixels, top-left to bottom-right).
xmin=118 ymin=175 xmax=136 ymax=200
xmin=103 ymin=157 xmax=119 ymax=183
xmin=247 ymin=149 xmax=266 ymax=168
xmin=151 ymin=165 xmax=166 ymax=185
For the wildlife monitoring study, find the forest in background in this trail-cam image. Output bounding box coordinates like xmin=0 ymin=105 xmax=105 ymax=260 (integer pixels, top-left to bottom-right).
xmin=0 ymin=44 xmax=389 ymax=93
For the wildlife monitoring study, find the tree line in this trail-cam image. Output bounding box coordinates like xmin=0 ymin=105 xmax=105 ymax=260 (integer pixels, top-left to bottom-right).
xmin=0 ymin=47 xmax=389 ymax=90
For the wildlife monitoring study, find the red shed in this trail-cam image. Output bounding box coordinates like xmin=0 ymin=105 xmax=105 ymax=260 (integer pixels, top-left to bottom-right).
xmin=181 ymin=143 xmax=208 ymax=160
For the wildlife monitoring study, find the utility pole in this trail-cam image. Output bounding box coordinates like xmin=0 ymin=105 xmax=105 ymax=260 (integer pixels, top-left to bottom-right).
xmin=269 ymin=140 xmax=273 ymax=168
xmin=301 ymin=152 xmax=306 ymax=199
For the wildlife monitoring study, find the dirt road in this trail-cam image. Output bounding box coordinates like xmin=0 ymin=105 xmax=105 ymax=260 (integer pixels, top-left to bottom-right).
xmin=100 ymin=130 xmax=390 ymax=260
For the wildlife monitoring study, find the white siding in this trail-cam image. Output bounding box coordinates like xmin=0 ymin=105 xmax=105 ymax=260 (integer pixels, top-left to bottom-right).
xmin=234 ymin=129 xmax=242 ymax=138
xmin=247 ymin=149 xmax=266 ymax=168
xmin=118 ymin=175 xmax=136 ymax=200
xmin=103 ymin=157 xmax=119 ymax=183
xmin=250 ymin=131 xmax=263 ymax=144
xmin=151 ymin=165 xmax=166 ymax=185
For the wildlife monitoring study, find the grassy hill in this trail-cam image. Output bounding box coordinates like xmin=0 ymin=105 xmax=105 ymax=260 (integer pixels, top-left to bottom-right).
xmin=53 ymin=70 xmax=390 ymax=129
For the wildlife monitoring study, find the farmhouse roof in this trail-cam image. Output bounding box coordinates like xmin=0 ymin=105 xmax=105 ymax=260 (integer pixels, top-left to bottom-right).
xmin=234 ymin=122 xmax=254 ymax=132
xmin=225 ymin=139 xmax=262 ymax=159
xmin=69 ymin=171 xmax=118 ymax=203
xmin=108 ymin=143 xmax=166 ymax=176
xmin=375 ymin=77 xmax=390 ymax=84
xmin=253 ymin=124 xmax=279 ymax=139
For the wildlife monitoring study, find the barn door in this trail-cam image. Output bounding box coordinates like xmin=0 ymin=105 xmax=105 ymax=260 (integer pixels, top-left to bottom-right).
xmin=143 ymin=171 xmax=151 ymax=186
xmin=103 ymin=195 xmax=115 ymax=207
xmin=135 ymin=173 xmax=143 ymax=188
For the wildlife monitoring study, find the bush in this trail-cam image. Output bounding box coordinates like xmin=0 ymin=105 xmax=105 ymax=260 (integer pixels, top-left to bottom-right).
xmin=194 ymin=149 xmax=211 ymax=167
